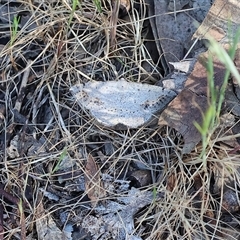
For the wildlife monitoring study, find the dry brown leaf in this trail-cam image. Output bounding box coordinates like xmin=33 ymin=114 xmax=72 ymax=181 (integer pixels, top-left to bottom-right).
xmin=166 ymin=171 xmax=177 ymax=192
xmin=158 ymin=52 xmax=225 ymax=153
xmin=85 ymin=154 xmax=106 ymax=205
xmin=193 ymin=0 xmax=240 ymax=42
xmin=159 ymin=0 xmax=240 ymax=153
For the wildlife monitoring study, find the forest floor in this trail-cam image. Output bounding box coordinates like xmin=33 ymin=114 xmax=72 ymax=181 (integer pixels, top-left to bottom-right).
xmin=1 ymin=0 xmax=240 ymax=239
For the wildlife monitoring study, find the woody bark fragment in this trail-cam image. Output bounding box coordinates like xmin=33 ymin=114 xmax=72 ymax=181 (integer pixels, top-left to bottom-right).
xmin=158 ymin=53 xmax=225 ymax=153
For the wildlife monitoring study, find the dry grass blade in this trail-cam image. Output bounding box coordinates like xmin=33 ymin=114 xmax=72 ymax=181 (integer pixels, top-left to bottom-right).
xmin=109 ymin=0 xmax=120 ymax=50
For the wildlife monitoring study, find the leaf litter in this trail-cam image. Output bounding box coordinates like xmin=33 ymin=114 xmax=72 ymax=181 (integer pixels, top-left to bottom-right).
xmin=1 ymin=0 xmax=240 ymax=239
xmin=159 ymin=52 xmax=226 ymax=153
xmin=84 ymin=154 xmax=106 ymax=206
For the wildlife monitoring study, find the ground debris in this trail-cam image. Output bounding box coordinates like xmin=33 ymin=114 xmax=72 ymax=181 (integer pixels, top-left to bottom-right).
xmin=193 ymin=0 xmax=240 ymax=42
xmin=71 ymin=79 xmax=176 ymax=129
xmin=84 ymin=154 xmax=106 ymax=206
xmin=2 ymin=0 xmax=240 ymax=239
xmin=151 ymin=0 xmax=211 ymax=71
xmin=159 ymin=52 xmax=225 ymax=153
xmin=36 ymin=199 xmax=71 ymax=240
xmin=80 ymin=188 xmax=164 ymax=240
